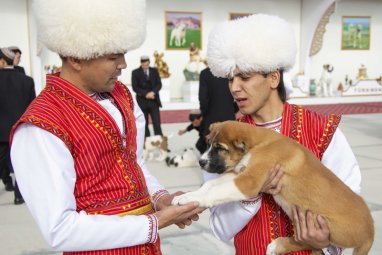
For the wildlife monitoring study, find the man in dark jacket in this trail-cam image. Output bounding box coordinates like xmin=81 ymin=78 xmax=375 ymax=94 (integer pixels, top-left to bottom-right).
xmin=131 ymin=55 xmax=163 ymax=137
xmin=9 ymin=46 xmax=26 ymax=74
xmin=0 ymin=47 xmax=35 ymax=204
xmin=199 ymin=67 xmax=238 ymax=139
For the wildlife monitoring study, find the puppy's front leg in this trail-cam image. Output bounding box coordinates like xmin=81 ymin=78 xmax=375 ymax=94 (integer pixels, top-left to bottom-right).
xmin=172 ymin=173 xmax=246 ymax=207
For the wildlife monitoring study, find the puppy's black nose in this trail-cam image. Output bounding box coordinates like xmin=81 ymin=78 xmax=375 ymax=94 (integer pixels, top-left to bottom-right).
xmin=199 ymin=159 xmax=207 ymax=168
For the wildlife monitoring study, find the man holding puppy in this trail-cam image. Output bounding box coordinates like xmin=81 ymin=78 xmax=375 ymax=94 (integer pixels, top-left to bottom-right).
xmin=205 ymin=14 xmax=361 ymax=255
xmin=10 ymin=0 xmax=203 ymax=254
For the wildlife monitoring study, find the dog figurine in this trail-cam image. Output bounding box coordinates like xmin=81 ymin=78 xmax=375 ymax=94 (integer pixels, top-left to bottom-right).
xmin=172 ymin=121 xmax=374 ymax=255
xmin=166 ymin=147 xmax=199 ymax=167
xmin=143 ymin=135 xmax=169 ymax=161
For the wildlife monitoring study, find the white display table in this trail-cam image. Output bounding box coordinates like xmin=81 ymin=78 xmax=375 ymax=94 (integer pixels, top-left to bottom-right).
xmin=182 ymin=81 xmax=199 ymax=102
xmin=159 ymin=78 xmax=171 ymax=102
xmin=342 ymin=79 xmax=382 ymax=97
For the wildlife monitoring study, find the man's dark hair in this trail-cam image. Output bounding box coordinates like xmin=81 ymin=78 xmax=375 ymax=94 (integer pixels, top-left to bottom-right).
xmin=0 ymin=51 xmax=13 ymax=66
xmin=263 ymin=69 xmax=286 ymax=103
xmin=140 ymin=59 xmax=150 ymax=64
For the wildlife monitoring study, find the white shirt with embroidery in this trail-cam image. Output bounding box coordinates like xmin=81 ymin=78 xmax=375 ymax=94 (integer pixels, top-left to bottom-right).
xmin=11 ymin=93 xmax=165 ymax=251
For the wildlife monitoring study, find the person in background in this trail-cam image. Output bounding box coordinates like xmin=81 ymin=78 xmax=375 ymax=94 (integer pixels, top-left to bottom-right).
xmin=205 ymin=13 xmax=361 ymax=255
xmin=9 ymin=46 xmax=25 ymax=74
xmin=0 ymin=47 xmax=35 ymax=204
xmin=199 ymin=66 xmax=238 ymax=143
xmin=132 ymin=55 xmax=163 ymax=138
xmin=178 ymin=109 xmax=207 ymax=154
xmin=10 ymin=0 xmax=203 ymax=254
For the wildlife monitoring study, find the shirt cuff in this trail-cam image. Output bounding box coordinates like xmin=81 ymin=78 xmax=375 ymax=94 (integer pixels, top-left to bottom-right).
xmin=152 ymin=189 xmax=170 ymax=211
xmin=146 ymin=214 xmax=159 ymax=244
xmin=240 ymin=193 xmax=262 ymax=205
xmin=322 ymin=245 xmax=343 ymax=255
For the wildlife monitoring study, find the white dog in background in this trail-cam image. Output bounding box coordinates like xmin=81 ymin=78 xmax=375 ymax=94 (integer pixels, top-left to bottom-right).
xmin=170 ymin=22 xmax=187 ymax=47
xmin=166 ymin=148 xmax=199 ymax=168
xmin=143 ymin=135 xmax=170 ymax=161
xmin=317 ymin=64 xmax=334 ymax=97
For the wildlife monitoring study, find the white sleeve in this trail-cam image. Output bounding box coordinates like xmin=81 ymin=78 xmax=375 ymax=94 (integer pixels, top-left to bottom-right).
xmin=321 ymin=128 xmax=361 ymax=194
xmin=11 ymin=124 xmax=156 ymax=251
xmin=133 ymin=97 xmax=167 ymax=197
xmin=204 ymin=172 xmax=262 ymax=242
xmin=321 ymin=128 xmax=361 ymax=255
xmin=208 ymin=128 xmax=361 ymax=244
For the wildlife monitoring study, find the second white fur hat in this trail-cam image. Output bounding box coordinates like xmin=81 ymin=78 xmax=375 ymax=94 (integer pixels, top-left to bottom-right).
xmin=32 ymin=0 xmax=146 ymax=59
xmin=207 ymin=14 xmax=297 ymax=77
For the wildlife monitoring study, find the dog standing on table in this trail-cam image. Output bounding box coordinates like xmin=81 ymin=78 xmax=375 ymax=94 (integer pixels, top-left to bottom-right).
xmin=172 ymin=121 xmax=374 ymax=255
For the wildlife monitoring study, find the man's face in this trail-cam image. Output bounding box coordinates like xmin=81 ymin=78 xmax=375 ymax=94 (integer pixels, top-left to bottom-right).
xmin=0 ymin=59 xmax=5 ymax=69
xmin=78 ymin=53 xmax=126 ymax=94
xmin=141 ymin=60 xmax=150 ymax=71
xmin=13 ymin=52 xmax=21 ymax=65
xmin=228 ymin=68 xmax=275 ymax=116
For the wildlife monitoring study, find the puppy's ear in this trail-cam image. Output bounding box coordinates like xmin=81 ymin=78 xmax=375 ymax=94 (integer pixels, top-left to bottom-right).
xmin=233 ymin=140 xmax=246 ymax=152
xmin=209 ymin=122 xmax=221 ymax=132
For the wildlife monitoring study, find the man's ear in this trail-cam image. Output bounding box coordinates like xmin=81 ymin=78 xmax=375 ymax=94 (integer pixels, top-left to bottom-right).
xmin=269 ymin=70 xmax=280 ymax=89
xmin=233 ymin=140 xmax=246 ymax=152
xmin=66 ymin=57 xmax=82 ymax=71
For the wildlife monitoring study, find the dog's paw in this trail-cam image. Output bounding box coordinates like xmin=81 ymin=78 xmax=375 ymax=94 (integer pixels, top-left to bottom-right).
xmin=172 ymin=193 xmax=208 ymax=207
xmin=266 ymin=240 xmax=278 ymax=255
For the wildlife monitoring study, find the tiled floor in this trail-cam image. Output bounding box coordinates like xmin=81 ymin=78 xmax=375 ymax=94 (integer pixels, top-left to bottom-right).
xmin=0 ymin=113 xmax=381 ymax=255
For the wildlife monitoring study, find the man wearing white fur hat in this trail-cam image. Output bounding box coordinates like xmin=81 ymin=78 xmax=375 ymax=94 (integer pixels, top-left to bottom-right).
xmin=205 ymin=14 xmax=361 ymax=255
xmin=10 ymin=1 xmax=203 ymax=254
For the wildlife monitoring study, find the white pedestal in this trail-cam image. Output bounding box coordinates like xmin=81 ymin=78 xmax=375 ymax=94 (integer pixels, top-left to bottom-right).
xmin=182 ymin=81 xmax=199 ymax=102
xmin=290 ymin=75 xmax=309 ymax=98
xmin=342 ymin=79 xmax=382 ymax=96
xmin=159 ymin=78 xmax=171 ymax=102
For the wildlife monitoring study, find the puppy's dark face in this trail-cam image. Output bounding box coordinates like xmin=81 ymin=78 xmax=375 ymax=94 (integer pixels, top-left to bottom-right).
xmin=199 ymin=121 xmax=248 ymax=174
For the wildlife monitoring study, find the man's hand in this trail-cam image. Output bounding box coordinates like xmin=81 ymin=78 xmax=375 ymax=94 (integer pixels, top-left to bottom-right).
xmin=292 ymin=205 xmax=330 ymax=249
xmin=178 ymin=129 xmax=186 ymax=136
xmin=145 ymin=91 xmax=155 ymax=99
xmin=154 ymin=201 xmax=204 ymax=229
xmin=155 ymin=192 xmax=205 ymax=229
xmin=260 ymin=164 xmax=284 ymax=195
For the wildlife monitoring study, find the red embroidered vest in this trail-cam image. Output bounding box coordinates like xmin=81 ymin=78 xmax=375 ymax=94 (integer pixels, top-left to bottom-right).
xmin=234 ymin=102 xmax=341 ymax=255
xmin=11 ymin=74 xmax=161 ymax=255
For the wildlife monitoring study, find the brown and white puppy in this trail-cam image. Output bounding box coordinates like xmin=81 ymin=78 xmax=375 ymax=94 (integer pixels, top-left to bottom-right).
xmin=172 ymin=120 xmax=374 ymax=255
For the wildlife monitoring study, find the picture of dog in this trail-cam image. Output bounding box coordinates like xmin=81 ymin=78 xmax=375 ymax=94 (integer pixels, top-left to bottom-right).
xmin=143 ymin=135 xmax=169 ymax=161
xmin=166 ymin=147 xmax=199 ymax=168
xmin=169 ymin=22 xmax=187 ymax=47
xmin=172 ymin=121 xmax=374 ymax=255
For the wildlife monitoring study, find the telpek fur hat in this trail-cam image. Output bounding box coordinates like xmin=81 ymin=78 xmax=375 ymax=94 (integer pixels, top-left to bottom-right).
xmin=32 ymin=0 xmax=146 ymax=59
xmin=207 ymin=14 xmax=297 ymax=78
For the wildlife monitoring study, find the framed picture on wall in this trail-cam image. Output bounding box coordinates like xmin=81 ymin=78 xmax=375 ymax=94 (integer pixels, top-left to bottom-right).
xmin=341 ymin=16 xmax=371 ymax=50
xmin=229 ymin=13 xmax=253 ymax=20
xmin=165 ymin=11 xmax=202 ymax=50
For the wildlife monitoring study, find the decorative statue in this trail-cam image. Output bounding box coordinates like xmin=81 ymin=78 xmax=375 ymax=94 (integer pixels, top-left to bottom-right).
xmin=317 ymin=64 xmax=334 ymax=97
xmin=183 ymin=42 xmax=207 ymax=81
xmin=357 ymin=64 xmax=367 ymax=80
xmin=153 ymin=51 xmax=170 ymax=78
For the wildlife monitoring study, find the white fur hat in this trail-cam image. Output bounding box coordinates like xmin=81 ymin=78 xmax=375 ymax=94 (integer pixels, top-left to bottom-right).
xmin=32 ymin=0 xmax=146 ymax=59
xmin=207 ymin=14 xmax=297 ymax=77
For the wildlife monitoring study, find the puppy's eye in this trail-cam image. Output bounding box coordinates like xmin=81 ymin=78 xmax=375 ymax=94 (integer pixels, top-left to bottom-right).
xmin=215 ymin=144 xmax=228 ymax=152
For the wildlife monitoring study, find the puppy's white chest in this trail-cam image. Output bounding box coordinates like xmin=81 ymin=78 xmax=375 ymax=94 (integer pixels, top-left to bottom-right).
xmin=273 ymin=195 xmax=292 ymax=218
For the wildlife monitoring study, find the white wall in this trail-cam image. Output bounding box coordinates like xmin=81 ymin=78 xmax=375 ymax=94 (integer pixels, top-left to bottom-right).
xmin=2 ymin=0 xmax=381 ymax=101
xmin=0 ymin=0 xmax=31 ymax=76
xmin=123 ymin=0 xmax=301 ymax=99
xmin=310 ymin=0 xmax=382 ymax=89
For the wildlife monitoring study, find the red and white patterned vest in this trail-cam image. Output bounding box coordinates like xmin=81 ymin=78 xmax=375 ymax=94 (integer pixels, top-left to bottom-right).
xmin=11 ymin=74 xmax=161 ymax=255
xmin=234 ymin=102 xmax=341 ymax=255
